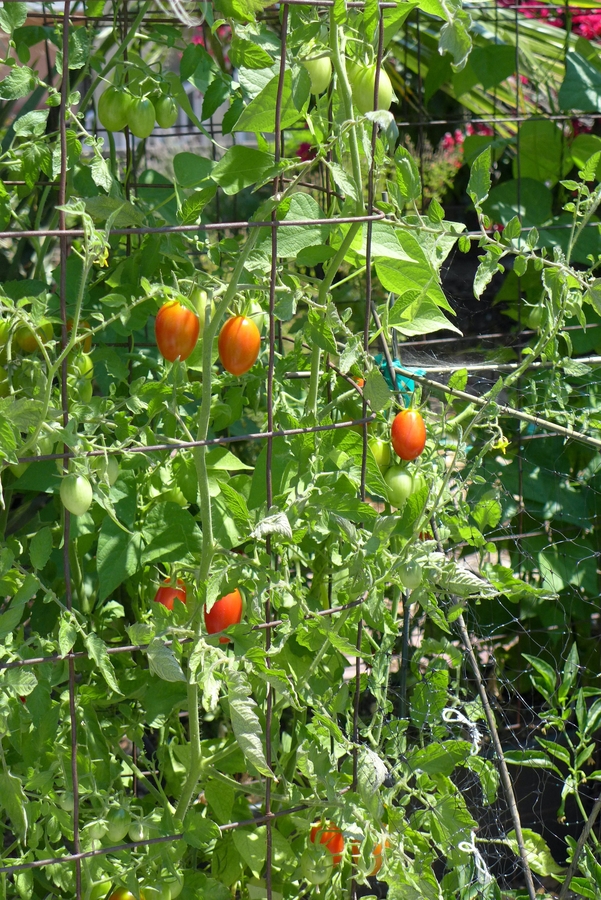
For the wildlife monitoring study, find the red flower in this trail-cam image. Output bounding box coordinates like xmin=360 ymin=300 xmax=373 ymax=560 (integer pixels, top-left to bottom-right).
xmin=573 ymin=12 xmax=601 ymax=38
xmin=297 ymin=142 xmax=316 ymax=161
xmin=442 ymin=132 xmax=455 ymax=150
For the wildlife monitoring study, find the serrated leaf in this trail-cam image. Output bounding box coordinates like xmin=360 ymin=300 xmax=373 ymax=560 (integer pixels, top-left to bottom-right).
xmin=127 ymin=622 xmax=155 ymax=646
xmin=147 ymin=638 xmax=186 ymax=683
xmin=183 ymin=808 xmax=221 ymax=848
xmin=84 ymin=632 xmax=122 ymax=694
xmin=58 ymin=614 xmax=78 ymax=657
xmin=468 ymin=147 xmax=492 ymax=206
xmin=5 ymin=668 xmax=37 ymax=697
xmin=0 ymin=772 xmax=28 ymax=841
xmin=363 ymin=368 xmax=390 ymax=412
xmin=29 ymin=526 xmax=52 ymax=570
xmin=251 ymin=511 xmax=292 ymax=541
xmin=226 ymin=670 xmax=273 ymax=778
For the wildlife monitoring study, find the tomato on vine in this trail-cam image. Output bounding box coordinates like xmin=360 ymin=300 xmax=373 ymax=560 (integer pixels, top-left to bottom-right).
xmin=90 ymin=455 xmax=120 ymax=486
xmin=106 ymin=807 xmax=132 ymax=843
xmin=218 ymin=316 xmax=261 ymax=376
xmin=384 ymin=466 xmax=414 ymax=507
xmin=154 ymin=95 xmax=178 ymax=128
xmin=155 ymin=301 xmax=199 ymax=362
xmin=310 ymin=822 xmax=344 ymax=865
xmin=68 ymin=352 xmax=94 ymax=403
xmin=351 ymin=839 xmax=389 ymax=876
xmin=127 ymin=97 xmax=155 ymax=139
xmin=204 ymin=589 xmax=243 ymax=643
xmin=60 ymin=474 xmax=93 ymax=516
xmin=154 ymin=580 xmax=187 ymax=611
xmin=302 ymin=57 xmax=332 ymax=95
xmin=399 ymin=561 xmax=422 ymax=590
xmin=109 ymin=889 xmax=146 ymax=900
xmin=14 ymin=319 xmax=53 ymax=353
xmin=391 ymin=409 xmax=426 ymax=461
xmin=98 ymin=86 xmax=132 ymax=132
xmin=369 ymin=437 xmax=391 ymax=473
xmin=349 ymin=64 xmax=393 ymax=114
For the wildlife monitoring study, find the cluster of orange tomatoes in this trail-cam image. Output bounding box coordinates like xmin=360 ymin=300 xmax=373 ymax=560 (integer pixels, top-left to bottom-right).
xmin=154 ymin=580 xmax=243 ymax=643
xmin=154 ymin=297 xmax=261 ymax=377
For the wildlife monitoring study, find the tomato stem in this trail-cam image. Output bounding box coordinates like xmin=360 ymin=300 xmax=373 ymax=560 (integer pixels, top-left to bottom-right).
xmin=175 ymin=227 xmax=260 ymax=823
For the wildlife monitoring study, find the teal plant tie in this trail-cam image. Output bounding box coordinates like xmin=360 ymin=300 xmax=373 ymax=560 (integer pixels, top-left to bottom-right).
xmin=375 ymin=354 xmax=426 ymax=406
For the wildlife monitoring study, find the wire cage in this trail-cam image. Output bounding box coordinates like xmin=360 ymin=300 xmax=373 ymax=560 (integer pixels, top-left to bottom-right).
xmin=1 ymin=1 xmax=601 ymax=899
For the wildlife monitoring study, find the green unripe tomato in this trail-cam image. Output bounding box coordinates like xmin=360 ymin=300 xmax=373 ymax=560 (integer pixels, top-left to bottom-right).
xmin=57 ymin=791 xmax=75 ymax=812
xmin=300 ymin=849 xmax=334 ymax=885
xmin=351 ymin=65 xmax=393 ymax=114
xmin=154 ymin=95 xmax=178 ymax=128
xmin=91 ymin=455 xmax=119 ymax=486
xmin=106 ymin=807 xmax=132 ymax=843
xmin=302 ymin=57 xmax=332 ymax=95
xmin=60 ymin=474 xmax=93 ymax=516
xmin=369 ymin=437 xmax=391 ymax=473
xmin=68 ymin=352 xmax=94 ymax=403
xmin=248 ymin=299 xmax=268 ymax=336
xmin=399 ymin=560 xmax=423 ymax=590
xmin=14 ymin=318 xmax=53 ymax=353
xmin=527 ymin=306 xmax=543 ymax=330
xmin=128 ymin=821 xmax=150 ymax=843
xmin=127 ymin=97 xmax=155 ymax=139
xmin=165 ymin=875 xmax=183 ymax=899
xmin=89 ymin=879 xmax=112 ymax=900
xmin=190 ymin=287 xmax=215 ymax=335
xmin=98 ymin=86 xmax=132 ymax=132
xmin=384 ymin=465 xmax=414 ymax=508
xmin=0 ymin=319 xmax=10 ymax=360
xmin=9 ymin=461 xmax=28 ymax=479
xmin=86 ymin=820 xmax=108 ymax=840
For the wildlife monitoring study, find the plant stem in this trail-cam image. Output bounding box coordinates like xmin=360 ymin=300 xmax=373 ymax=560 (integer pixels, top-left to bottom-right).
xmin=306 ymin=12 xmax=365 ymax=418
xmin=176 ymin=228 xmax=260 ymax=823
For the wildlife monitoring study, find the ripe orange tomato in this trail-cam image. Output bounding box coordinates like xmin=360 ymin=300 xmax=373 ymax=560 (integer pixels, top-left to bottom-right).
xmin=154 ymin=580 xmax=187 ymax=611
xmin=204 ymin=589 xmax=243 ymax=643
xmin=218 ymin=316 xmax=261 ymax=376
xmin=351 ymin=839 xmax=389 ymax=876
xmin=391 ymin=409 xmax=426 ymax=461
xmin=310 ymin=822 xmax=344 ymax=866
xmin=155 ymin=301 xmax=199 ymax=362
xmin=108 ymin=890 xmax=137 ymax=900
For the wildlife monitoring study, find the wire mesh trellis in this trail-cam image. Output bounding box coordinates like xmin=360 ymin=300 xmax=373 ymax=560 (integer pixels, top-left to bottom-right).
xmin=3 ymin=0 xmax=601 ymax=899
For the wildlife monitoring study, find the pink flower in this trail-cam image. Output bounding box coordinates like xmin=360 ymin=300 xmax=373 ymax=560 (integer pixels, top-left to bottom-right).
xmin=573 ymin=12 xmax=601 ymax=38
xmin=572 ymin=117 xmax=593 ymax=136
xmin=477 ymin=124 xmax=494 ymax=136
xmin=454 ymin=128 xmax=465 ymax=145
xmin=191 ymin=28 xmax=204 ymax=45
xmin=442 ymin=132 xmax=455 ymax=150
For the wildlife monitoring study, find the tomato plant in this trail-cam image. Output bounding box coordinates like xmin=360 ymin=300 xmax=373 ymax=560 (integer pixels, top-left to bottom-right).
xmin=204 ymin=589 xmax=243 ymax=643
xmin=155 ymin=301 xmax=200 ymax=362
xmin=302 ymin=56 xmax=332 ymax=94
xmin=127 ymin=97 xmax=155 ymax=138
xmin=60 ymin=474 xmax=93 ymax=516
xmin=218 ymin=315 xmax=261 ymax=375
xmin=98 ymin=86 xmax=132 ymax=132
xmin=154 ymin=580 xmax=187 ymax=611
xmin=391 ymin=409 xmax=427 ymax=460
